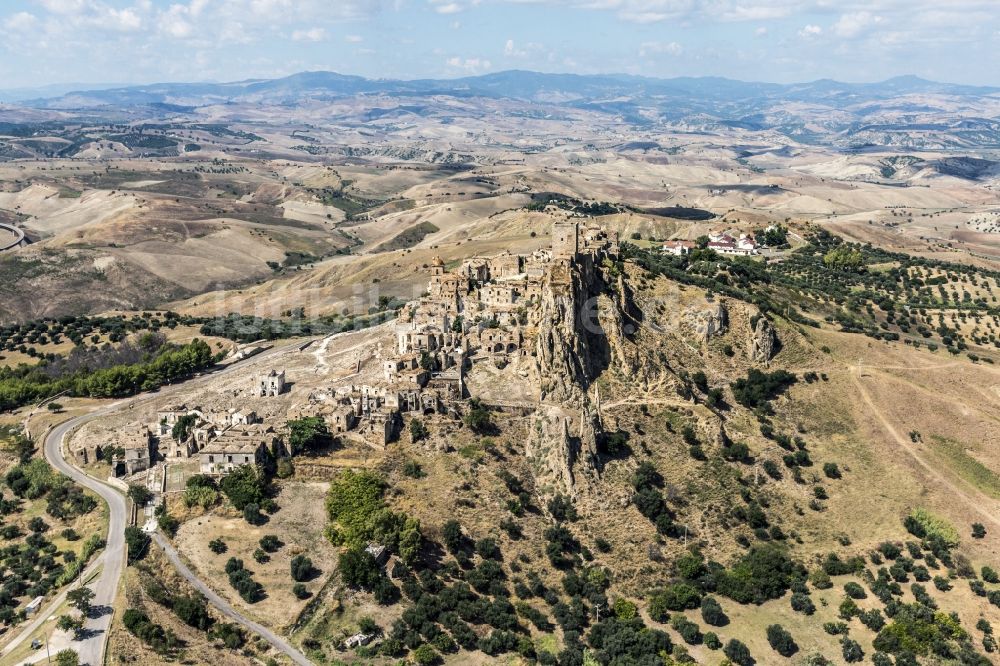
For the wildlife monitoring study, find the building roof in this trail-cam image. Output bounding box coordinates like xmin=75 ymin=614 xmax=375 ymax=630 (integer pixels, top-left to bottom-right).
xmin=200 ymin=424 xmax=275 ymax=455
xmin=200 ymin=440 xmax=263 ymax=456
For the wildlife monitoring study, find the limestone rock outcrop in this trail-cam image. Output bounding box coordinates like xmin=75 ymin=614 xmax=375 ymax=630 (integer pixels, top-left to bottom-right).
xmin=748 ymin=316 xmax=777 ymax=365
xmin=687 ymin=301 xmax=728 ymax=342
xmin=535 ymin=272 xmax=593 ymax=403
xmin=525 ymin=411 xmax=579 ymax=495
xmin=531 ymin=252 xmax=638 ymax=493
xmin=534 ymin=256 xmax=635 ymax=404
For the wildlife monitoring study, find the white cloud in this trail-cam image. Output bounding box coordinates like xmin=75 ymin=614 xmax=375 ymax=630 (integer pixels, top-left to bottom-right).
xmin=832 ymin=11 xmax=883 ymax=38
xmin=35 ymin=0 xmax=87 ymax=15
xmin=720 ymin=5 xmax=791 ymax=21
xmin=639 ymin=40 xmax=683 ymax=56
xmin=503 ymin=38 xmax=548 ymax=59
xmin=798 ymin=23 xmax=822 ymax=38
xmin=33 ymin=1 xmax=145 ymax=33
xmin=292 ymin=27 xmax=328 ymax=42
xmin=249 ymin=0 xmax=294 ymax=18
xmin=159 ymin=5 xmax=193 ymax=38
xmin=428 ymin=0 xmax=483 ymax=14
xmin=76 ymin=1 xmax=382 ymax=42
xmin=523 ymin=0 xmax=796 ymax=24
xmin=345 ymin=34 xmax=364 ymax=42
xmin=755 ymin=26 xmax=768 ymax=36
xmin=446 ymin=56 xmax=491 ymax=73
xmin=187 ymin=0 xmax=209 ymax=17
xmin=219 ymin=21 xmax=253 ymax=44
xmin=4 ymin=11 xmax=39 ymax=32
xmin=104 ymin=7 xmax=141 ymax=31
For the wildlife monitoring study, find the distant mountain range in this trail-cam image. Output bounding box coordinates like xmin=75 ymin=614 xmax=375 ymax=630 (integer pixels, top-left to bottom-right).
xmin=0 ymin=82 xmax=126 ymax=104
xmin=5 ymin=71 xmax=1000 ymax=149
xmin=12 ymin=70 xmax=1000 ymax=108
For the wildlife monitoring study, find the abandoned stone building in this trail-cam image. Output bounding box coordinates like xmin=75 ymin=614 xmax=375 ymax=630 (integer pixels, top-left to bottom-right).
xmin=470 ymin=326 xmax=524 ymax=356
xmin=108 ymin=426 xmax=153 ymax=477
xmin=258 ymin=369 xmax=286 ymax=397
xmin=156 ymin=404 xmax=192 ymax=437
xmin=382 ymin=355 xmax=427 ymax=385
xmin=153 ymin=399 xmax=269 ymax=461
xmin=427 ymin=256 xmax=468 ymax=310
xmin=395 ymin=316 xmax=463 ymax=358
xmin=71 ymin=425 xmax=150 ymax=471
xmin=198 ymin=424 xmax=284 ymax=475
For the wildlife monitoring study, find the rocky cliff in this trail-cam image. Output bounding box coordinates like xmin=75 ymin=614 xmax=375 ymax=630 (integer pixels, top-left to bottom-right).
xmin=687 ymin=300 xmax=728 ymax=341
xmin=748 ymin=316 xmax=778 ymax=365
xmin=531 ymin=256 xmax=638 ymax=492
xmin=534 ymin=257 xmax=635 ymax=404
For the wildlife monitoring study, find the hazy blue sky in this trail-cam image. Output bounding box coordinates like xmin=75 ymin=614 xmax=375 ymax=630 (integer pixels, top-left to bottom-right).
xmin=1 ymin=0 xmax=998 ymax=88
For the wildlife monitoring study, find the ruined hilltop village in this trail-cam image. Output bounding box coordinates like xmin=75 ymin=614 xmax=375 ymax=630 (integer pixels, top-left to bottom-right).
xmin=72 ymin=221 xmax=630 ymax=493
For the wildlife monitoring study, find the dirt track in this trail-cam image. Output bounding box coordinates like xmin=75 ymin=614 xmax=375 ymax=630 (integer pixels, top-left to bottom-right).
xmin=850 ymin=365 xmax=1000 ymax=530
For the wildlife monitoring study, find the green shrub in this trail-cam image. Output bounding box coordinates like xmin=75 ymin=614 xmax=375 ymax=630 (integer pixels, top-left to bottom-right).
xmin=841 ymin=637 xmax=864 ymax=663
xmin=730 ymin=369 xmax=796 ymax=410
xmin=287 ymin=416 xmax=332 ymax=454
xmin=906 ymin=509 xmax=959 ymax=547
xmin=290 ymin=555 xmax=314 ymax=582
xmin=723 ymin=638 xmax=753 ymax=666
xmin=651 ymin=583 xmax=701 ymax=611
xmin=790 ymin=591 xmax=815 ymax=615
xmin=766 ymin=624 xmax=798 ymax=657
xmin=844 ymin=581 xmax=866 ymax=599
xmin=124 ymin=526 xmax=150 ymax=564
xmin=714 ymin=544 xmax=804 ymax=604
xmin=219 ymin=464 xmax=267 ymax=511
xmin=700 ymin=596 xmax=727 ymax=626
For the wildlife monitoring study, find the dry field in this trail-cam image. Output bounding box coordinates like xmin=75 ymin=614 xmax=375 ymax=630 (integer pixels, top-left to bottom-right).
xmin=172 ymin=481 xmax=337 ymax=631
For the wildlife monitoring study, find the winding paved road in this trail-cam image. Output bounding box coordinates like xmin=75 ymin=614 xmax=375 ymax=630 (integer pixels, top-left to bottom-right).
xmin=0 ymin=222 xmax=25 ymax=251
xmin=1 ymin=408 xmax=127 ymax=666
xmin=1 ymin=341 xmax=317 ymax=666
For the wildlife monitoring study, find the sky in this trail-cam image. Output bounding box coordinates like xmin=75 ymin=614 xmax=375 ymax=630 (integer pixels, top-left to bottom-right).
xmin=0 ymin=0 xmax=999 ymax=89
